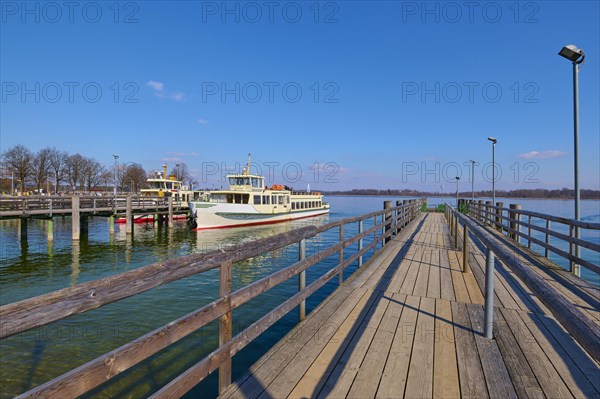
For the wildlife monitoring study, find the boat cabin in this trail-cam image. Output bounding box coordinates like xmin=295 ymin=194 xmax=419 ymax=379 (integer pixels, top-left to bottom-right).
xmin=227 ymin=174 xmax=265 ymax=191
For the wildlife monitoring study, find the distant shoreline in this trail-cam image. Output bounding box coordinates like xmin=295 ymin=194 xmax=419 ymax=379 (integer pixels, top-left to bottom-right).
xmin=320 ymin=189 xmax=600 ymax=200
xmin=323 ymin=194 xmax=600 ymax=201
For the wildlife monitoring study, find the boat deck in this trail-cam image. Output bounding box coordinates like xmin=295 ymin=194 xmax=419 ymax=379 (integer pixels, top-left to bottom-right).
xmin=220 ymin=213 xmax=600 ymax=398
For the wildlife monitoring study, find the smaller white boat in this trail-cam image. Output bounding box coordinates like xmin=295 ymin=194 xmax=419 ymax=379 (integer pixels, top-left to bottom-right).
xmin=116 ymin=164 xmax=203 ymax=224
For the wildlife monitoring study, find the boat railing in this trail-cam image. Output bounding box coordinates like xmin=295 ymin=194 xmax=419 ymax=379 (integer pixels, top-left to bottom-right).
xmin=0 ymin=199 xmax=425 ymax=398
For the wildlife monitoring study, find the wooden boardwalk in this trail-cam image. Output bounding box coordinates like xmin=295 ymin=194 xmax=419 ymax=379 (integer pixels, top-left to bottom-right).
xmin=221 ymin=213 xmax=600 ymax=399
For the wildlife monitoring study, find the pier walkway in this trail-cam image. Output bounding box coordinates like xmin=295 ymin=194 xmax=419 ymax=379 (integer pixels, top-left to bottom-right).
xmin=221 ymin=213 xmax=600 ymax=398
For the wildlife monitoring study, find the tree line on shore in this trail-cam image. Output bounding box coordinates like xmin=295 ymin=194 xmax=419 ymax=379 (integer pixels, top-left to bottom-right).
xmin=0 ymin=144 xmax=192 ymax=195
xmin=321 ymin=188 xmax=600 ymax=200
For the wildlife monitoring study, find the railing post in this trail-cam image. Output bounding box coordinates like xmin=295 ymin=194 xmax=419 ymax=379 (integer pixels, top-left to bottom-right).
xmin=573 ymin=225 xmax=580 ymax=277
xmin=299 ymin=239 xmax=306 ymax=321
xmin=339 ymin=223 xmax=344 ymax=285
xmin=403 ymin=200 xmax=409 ymax=227
xmin=219 ymin=260 xmax=232 ymax=394
xmin=495 ymin=202 xmax=503 ymax=231
xmin=449 ymin=208 xmax=454 ymax=235
xmin=485 ymin=201 xmax=492 ymax=226
xmin=72 ymin=195 xmax=80 ymax=241
xmin=396 ymin=201 xmax=402 ymax=234
xmin=509 ymin=204 xmax=521 ymax=241
xmin=454 ymin=213 xmax=458 ymax=249
xmin=477 ymin=200 xmax=483 ymax=221
xmin=462 ymin=224 xmax=470 ymax=273
xmin=484 ymin=248 xmax=495 ymax=339
xmin=126 ymin=195 xmax=133 ymax=235
xmin=527 ymin=215 xmax=531 ymax=248
xmin=545 ymin=220 xmax=551 ymax=258
xmin=358 ymin=220 xmax=364 ymax=267
xmin=384 ymin=200 xmax=392 ymax=244
xmin=373 ymin=216 xmax=377 ymax=255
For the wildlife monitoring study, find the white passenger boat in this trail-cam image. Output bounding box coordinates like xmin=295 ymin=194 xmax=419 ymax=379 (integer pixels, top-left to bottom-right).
xmin=116 ymin=164 xmax=203 ymax=224
xmin=188 ymin=157 xmax=329 ymax=230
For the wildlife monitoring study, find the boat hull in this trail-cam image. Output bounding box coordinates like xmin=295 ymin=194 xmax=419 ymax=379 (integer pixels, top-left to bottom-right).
xmin=189 ymin=202 xmax=329 ymax=230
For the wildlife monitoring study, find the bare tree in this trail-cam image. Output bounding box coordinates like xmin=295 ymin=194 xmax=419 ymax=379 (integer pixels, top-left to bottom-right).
xmin=81 ymin=158 xmax=107 ymax=192
xmin=1 ymin=144 xmax=33 ymax=194
xmin=32 ymin=148 xmax=52 ymax=193
xmin=121 ymin=163 xmax=148 ymax=192
xmin=65 ymin=153 xmax=86 ymax=191
xmin=169 ymin=162 xmax=198 ymax=188
xmin=47 ymin=148 xmax=68 ymax=193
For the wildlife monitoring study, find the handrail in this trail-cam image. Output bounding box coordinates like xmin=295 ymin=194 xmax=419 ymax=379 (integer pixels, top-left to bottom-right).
xmin=467 ymin=200 xmax=599 ymax=275
xmin=445 ymin=204 xmax=600 ymax=363
xmin=1 ymin=198 xmax=425 ymax=399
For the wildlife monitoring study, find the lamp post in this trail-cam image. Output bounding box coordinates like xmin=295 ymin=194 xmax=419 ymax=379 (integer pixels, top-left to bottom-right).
xmin=470 ymin=160 xmax=475 ymax=202
xmin=112 ymin=154 xmax=119 ymax=195
xmin=455 ymin=176 xmax=460 ymax=208
xmin=559 ymin=44 xmax=584 ymax=277
xmin=487 ymin=137 xmax=497 ymax=205
xmin=485 ymin=137 xmax=497 ymax=340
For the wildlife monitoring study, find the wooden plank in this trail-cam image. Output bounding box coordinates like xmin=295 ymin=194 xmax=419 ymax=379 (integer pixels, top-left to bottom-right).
xmin=451 ymin=301 xmax=489 ymax=398
xmin=224 ymin=286 xmax=361 ymax=398
xmin=453 ymin=251 xmax=484 ymax=304
xmin=288 ymin=289 xmax=374 ymax=398
xmin=317 ymin=291 xmax=389 ymax=398
xmin=501 ymin=308 xmax=578 ymax=398
xmin=376 ymin=295 xmax=420 ymax=398
xmin=438 ymin=231 xmax=456 ymax=302
xmin=433 ymin=299 xmax=460 ymax=398
xmin=467 ymin=305 xmax=517 ymax=398
xmin=347 ymin=292 xmax=404 ymax=398
xmin=517 ymin=310 xmax=600 ymax=397
xmin=492 ymin=305 xmax=544 ymax=398
xmin=412 ymin=234 xmax=431 ymax=297
xmin=404 ymin=297 xmax=436 ymax=398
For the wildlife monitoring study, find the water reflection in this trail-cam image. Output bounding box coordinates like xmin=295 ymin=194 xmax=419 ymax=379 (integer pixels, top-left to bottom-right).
xmin=71 ymin=243 xmax=80 ymax=286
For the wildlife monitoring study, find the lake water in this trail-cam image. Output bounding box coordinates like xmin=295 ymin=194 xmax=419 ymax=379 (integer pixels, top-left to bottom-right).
xmin=0 ymin=196 xmax=598 ymax=398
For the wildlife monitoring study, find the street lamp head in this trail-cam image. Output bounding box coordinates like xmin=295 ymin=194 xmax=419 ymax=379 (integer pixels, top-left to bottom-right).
xmin=455 ymin=176 xmax=460 ymax=181
xmin=470 ymin=159 xmax=475 ymax=164
xmin=487 ymin=137 xmax=497 ymax=144
xmin=112 ymin=154 xmax=119 ymax=160
xmin=559 ymin=44 xmax=584 ymax=63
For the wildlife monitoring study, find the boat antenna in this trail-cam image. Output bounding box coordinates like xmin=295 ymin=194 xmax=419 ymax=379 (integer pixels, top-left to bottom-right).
xmin=307 ymin=183 xmax=310 ymax=193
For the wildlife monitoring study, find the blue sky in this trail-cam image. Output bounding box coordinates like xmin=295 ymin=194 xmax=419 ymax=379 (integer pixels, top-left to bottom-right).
xmin=1 ymin=0 xmax=599 ymax=192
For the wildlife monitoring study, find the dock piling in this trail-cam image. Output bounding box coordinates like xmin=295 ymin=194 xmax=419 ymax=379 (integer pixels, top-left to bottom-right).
xmin=72 ymin=196 xmax=80 ymax=241
xmin=20 ymin=217 xmax=28 ymax=241
xmin=509 ymin=204 xmax=521 ymax=241
xmin=168 ymin=196 xmax=174 ymax=228
xmin=219 ymin=261 xmax=233 ymax=394
xmin=384 ymin=201 xmax=392 ymax=244
xmin=126 ymin=195 xmax=133 ymax=235
xmin=463 ymin=224 xmax=470 ymax=272
xmin=495 ymin=202 xmax=504 ymax=231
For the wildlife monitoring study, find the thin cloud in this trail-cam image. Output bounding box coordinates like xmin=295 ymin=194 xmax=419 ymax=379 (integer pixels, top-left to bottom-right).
xmin=517 ymin=150 xmax=567 ymax=160
xmin=166 ymin=151 xmax=198 ymax=158
xmin=147 ymin=80 xmax=164 ymax=92
xmin=197 ymin=118 xmax=209 ymax=125
xmin=147 ymin=80 xmax=186 ymax=101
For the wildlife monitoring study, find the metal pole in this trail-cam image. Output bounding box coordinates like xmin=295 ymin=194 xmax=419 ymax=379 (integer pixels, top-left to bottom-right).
xmin=572 ymin=61 xmax=581 ymax=277
xmin=358 ymin=220 xmax=364 ymax=267
xmin=471 ymin=160 xmax=475 ymax=202
xmin=455 ymin=178 xmax=459 ymax=209
xmin=492 ymin=142 xmax=496 ymax=206
xmin=484 ymin=248 xmax=495 ymax=339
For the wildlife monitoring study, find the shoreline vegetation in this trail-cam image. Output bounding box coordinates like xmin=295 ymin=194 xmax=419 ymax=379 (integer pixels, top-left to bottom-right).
xmin=321 ymin=188 xmax=600 ymax=200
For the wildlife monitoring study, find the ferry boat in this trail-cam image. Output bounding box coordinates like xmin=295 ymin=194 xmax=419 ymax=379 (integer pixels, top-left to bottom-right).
xmin=188 ymin=156 xmax=329 ymax=230
xmin=116 ymin=164 xmax=203 ymax=224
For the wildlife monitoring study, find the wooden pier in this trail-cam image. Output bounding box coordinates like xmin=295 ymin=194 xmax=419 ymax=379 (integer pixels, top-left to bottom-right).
xmin=221 ymin=211 xmax=599 ymax=398
xmin=1 ymin=199 xmax=598 ymax=398
xmin=0 ymin=194 xmax=189 ymax=240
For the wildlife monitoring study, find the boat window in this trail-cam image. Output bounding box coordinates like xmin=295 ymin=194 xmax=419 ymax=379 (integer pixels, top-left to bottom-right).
xmin=229 ymin=177 xmax=236 ymax=186
xmin=286 ymin=196 xmax=290 ymax=204
xmin=263 ymin=195 xmax=270 ymax=205
xmin=243 ymin=178 xmax=250 ymax=186
xmin=243 ymin=194 xmax=249 ymax=204
xmin=278 ymin=196 xmax=284 ymax=205
xmin=251 ymin=178 xmax=259 ymax=188
xmin=254 ymin=195 xmax=261 ymax=205
xmin=292 ymin=203 xmax=295 ymax=210
xmin=272 ymin=195 xmax=277 ymax=204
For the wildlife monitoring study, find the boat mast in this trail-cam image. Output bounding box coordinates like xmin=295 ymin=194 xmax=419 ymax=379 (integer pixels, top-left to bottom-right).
xmin=244 ymin=153 xmax=251 ymax=176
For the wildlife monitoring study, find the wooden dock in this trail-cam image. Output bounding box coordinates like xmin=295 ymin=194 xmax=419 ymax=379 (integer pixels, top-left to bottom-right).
xmin=221 ymin=213 xmax=600 ymax=398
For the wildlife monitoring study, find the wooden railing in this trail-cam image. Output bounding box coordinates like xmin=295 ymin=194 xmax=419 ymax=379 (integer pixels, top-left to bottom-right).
xmin=0 ymin=199 xmax=425 ymax=398
xmin=466 ymin=200 xmax=600 ymax=275
xmin=445 ymin=203 xmax=600 ymax=362
xmin=0 ymin=195 xmax=180 ymax=218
